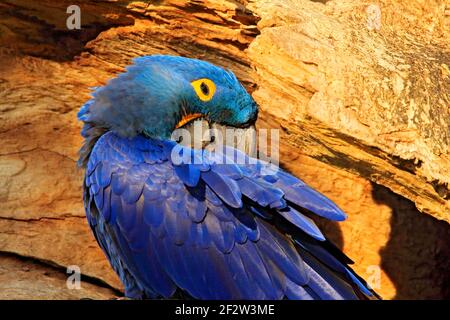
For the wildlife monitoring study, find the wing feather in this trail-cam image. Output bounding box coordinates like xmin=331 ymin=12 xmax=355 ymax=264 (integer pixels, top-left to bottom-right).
xmin=83 ymin=132 xmax=376 ymax=299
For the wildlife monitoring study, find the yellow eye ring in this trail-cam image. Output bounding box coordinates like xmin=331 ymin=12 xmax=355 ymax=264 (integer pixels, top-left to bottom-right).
xmin=191 ymin=78 xmax=216 ymax=102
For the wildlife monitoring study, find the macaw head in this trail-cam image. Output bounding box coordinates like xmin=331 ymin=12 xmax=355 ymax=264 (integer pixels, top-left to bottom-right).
xmin=78 ymin=55 xmax=258 ymax=141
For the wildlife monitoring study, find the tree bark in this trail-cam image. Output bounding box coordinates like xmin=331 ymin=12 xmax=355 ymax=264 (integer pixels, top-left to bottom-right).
xmin=0 ymin=0 xmax=448 ymax=299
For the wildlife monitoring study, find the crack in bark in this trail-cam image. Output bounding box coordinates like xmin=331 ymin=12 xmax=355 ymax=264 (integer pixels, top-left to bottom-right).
xmin=0 ymin=147 xmax=77 ymax=163
xmin=0 ymin=0 xmax=135 ymax=62
xmin=0 ymin=213 xmax=85 ymax=223
xmin=0 ymin=251 xmax=122 ymax=296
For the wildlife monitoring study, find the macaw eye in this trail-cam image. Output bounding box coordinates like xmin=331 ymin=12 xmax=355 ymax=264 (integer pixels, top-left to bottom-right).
xmin=200 ymin=82 xmax=209 ymax=95
xmin=191 ymin=78 xmax=216 ymax=102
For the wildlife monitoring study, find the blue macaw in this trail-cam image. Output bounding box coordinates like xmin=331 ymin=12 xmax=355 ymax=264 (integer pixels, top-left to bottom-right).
xmin=78 ymin=55 xmax=377 ymax=300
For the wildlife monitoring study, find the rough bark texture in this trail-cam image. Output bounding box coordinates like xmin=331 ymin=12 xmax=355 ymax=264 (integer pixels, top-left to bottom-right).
xmin=0 ymin=253 xmax=117 ymax=299
xmin=0 ymin=0 xmax=449 ymax=299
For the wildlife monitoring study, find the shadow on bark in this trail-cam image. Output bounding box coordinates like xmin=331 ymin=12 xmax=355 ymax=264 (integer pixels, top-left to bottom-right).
xmin=372 ymin=183 xmax=450 ymax=299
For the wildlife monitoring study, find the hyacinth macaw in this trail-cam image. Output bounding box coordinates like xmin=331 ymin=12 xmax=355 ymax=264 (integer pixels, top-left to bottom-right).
xmin=78 ymin=55 xmax=378 ymax=300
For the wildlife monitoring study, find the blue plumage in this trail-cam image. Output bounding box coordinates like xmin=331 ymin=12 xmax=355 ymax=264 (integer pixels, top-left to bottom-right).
xmin=78 ymin=55 xmax=377 ymax=300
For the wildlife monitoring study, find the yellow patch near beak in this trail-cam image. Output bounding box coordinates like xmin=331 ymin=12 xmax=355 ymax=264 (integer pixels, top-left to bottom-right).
xmin=175 ymin=113 xmax=203 ymax=129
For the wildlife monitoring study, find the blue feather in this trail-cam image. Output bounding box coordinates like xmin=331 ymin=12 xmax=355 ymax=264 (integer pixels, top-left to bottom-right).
xmin=203 ymin=212 xmax=235 ymax=253
xmin=237 ymin=242 xmax=276 ymax=299
xmin=204 ymin=185 xmax=222 ymax=206
xmin=101 ymin=187 xmax=111 ymax=221
xmin=257 ymin=221 xmax=308 ymax=286
xmin=276 ymin=178 xmax=347 ymax=221
xmin=111 ymin=173 xmax=127 ymax=195
xmin=211 ymin=163 xmax=243 ymax=180
xmin=304 ymin=262 xmax=345 ymax=300
xmin=277 ymin=207 xmax=326 ymax=241
xmin=345 ymin=268 xmax=374 ymax=297
xmin=237 ymin=176 xmax=284 ymax=207
xmin=164 ymin=198 xmax=191 ymax=245
xmin=143 ymin=197 xmax=165 ymax=229
xmin=174 ymin=164 xmax=201 ymax=187
xmin=300 ymin=249 xmax=358 ymax=300
xmin=93 ymin=187 xmax=104 ymax=210
xmin=285 ymin=278 xmax=314 ymax=300
xmin=122 ymin=181 xmax=144 ymax=204
xmin=185 ymin=189 xmax=207 ymax=222
xmin=201 ymin=170 xmax=242 ymax=208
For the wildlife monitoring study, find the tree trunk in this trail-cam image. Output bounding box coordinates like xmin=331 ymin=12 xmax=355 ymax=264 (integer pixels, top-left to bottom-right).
xmin=0 ymin=0 xmax=449 ymax=299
